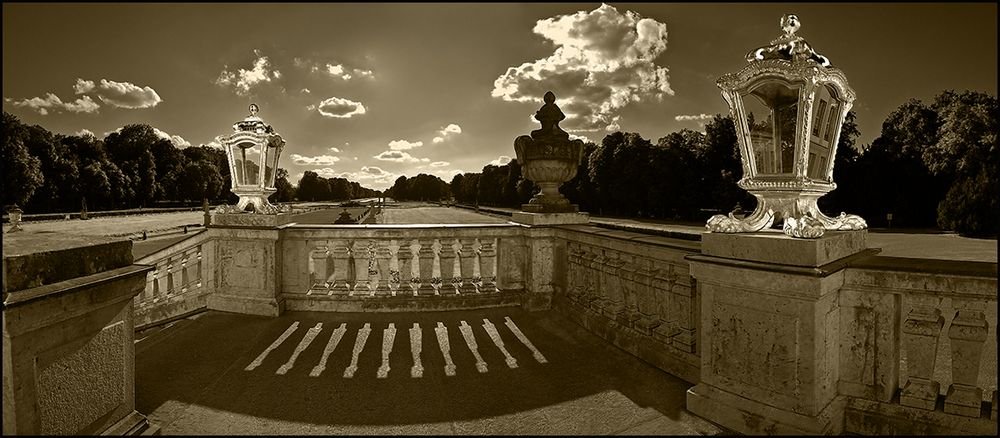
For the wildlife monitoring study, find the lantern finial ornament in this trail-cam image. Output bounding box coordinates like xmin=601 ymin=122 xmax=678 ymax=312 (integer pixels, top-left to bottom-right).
xmin=215 ymin=103 xmax=286 ymax=214
xmin=709 ymin=14 xmax=867 ymax=238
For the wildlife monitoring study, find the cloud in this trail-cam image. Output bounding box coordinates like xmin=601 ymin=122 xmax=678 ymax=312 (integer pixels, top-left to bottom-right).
xmin=289 ymin=153 xmax=341 ymax=166
xmin=329 ymin=147 xmax=341 ymax=153
xmin=6 ymin=93 xmax=100 ymax=115
xmin=568 ymin=133 xmax=592 ymax=143
xmin=295 ymin=58 xmax=376 ymax=81
xmin=316 ymin=96 xmax=366 ymax=118
xmin=489 ymin=155 xmax=512 ymax=166
xmin=674 ymin=113 xmax=713 ymax=122
xmin=152 ymin=127 xmax=191 ymax=147
xmin=204 ymin=140 xmax=224 ymax=149
xmin=74 ymin=128 xmax=96 ymax=138
xmin=388 ymin=139 xmax=423 ymax=150
xmin=326 ymin=63 xmax=352 ymax=80
xmin=78 ymin=78 xmax=162 ymax=108
xmin=374 ymin=150 xmax=429 ymax=163
xmin=433 ymin=169 xmax=464 ymax=178
xmin=430 ymin=161 xmax=450 ymax=167
xmin=492 ymin=3 xmax=672 ymax=132
xmin=432 ymin=123 xmax=463 ymax=143
xmin=301 ymin=88 xmax=311 ymax=94
xmin=215 ymin=50 xmax=282 ymax=96
xmin=327 ymin=166 xmax=396 ymax=185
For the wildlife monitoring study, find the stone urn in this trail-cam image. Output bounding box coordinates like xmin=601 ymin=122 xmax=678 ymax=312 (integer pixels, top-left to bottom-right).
xmin=513 ymin=91 xmax=585 ymax=213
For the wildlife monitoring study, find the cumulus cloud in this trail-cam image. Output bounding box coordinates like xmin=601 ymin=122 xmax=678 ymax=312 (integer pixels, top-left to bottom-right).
xmin=295 ymin=58 xmax=376 ymax=81
xmin=301 ymin=88 xmax=311 ymax=94
xmin=152 ymin=127 xmax=191 ymax=148
xmin=328 ymin=166 xmax=395 ymax=185
xmin=215 ymin=50 xmax=282 ymax=96
xmin=316 ymin=96 xmax=366 ymax=118
xmin=675 ymin=113 xmax=713 ymax=122
xmin=374 ymin=150 xmax=429 ymax=163
xmin=388 ymin=139 xmax=423 ymax=150
xmin=77 ymin=78 xmax=162 ymax=108
xmin=74 ymin=128 xmax=96 ymax=138
xmin=329 ymin=146 xmax=341 ymax=153
xmin=6 ymin=93 xmax=100 ymax=115
xmin=492 ymin=3 xmax=672 ymax=132
xmin=489 ymin=155 xmax=512 ymax=166
xmin=432 ymin=123 xmax=463 ymax=143
xmin=430 ymin=161 xmax=450 ymax=167
xmin=326 ymin=63 xmax=352 ymax=80
xmin=568 ymin=133 xmax=592 ymax=143
xmin=290 ymin=154 xmax=341 ymax=166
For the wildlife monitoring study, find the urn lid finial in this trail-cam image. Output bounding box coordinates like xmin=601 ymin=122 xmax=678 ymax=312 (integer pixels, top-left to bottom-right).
xmin=531 ymin=91 xmax=569 ymax=142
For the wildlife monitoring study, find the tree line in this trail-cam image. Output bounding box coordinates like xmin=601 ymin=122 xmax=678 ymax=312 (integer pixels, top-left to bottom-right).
xmin=294 ymin=171 xmax=380 ymax=202
xmin=435 ymin=90 xmax=995 ymax=237
xmin=1 ymin=113 xmax=378 ymax=213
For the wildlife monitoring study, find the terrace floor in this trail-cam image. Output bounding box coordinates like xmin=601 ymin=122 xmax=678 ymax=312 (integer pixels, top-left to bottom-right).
xmin=135 ymin=307 xmax=725 ymax=435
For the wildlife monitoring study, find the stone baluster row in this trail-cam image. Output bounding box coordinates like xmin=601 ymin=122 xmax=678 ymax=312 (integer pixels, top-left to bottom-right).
xmin=564 ymin=241 xmax=696 ymax=352
xmin=140 ymin=245 xmax=204 ymax=306
xmin=900 ymin=296 xmax=992 ymax=417
xmin=305 ymin=237 xmax=498 ymax=296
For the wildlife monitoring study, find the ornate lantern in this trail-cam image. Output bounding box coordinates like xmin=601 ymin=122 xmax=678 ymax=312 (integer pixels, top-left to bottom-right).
xmin=514 ymin=91 xmax=585 ymax=213
xmin=707 ymin=14 xmax=866 ymax=238
xmin=216 ymin=104 xmax=286 ymax=214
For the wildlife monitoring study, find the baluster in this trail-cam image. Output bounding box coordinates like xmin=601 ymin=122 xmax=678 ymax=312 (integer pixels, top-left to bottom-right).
xmin=451 ymin=239 xmax=463 ymax=295
xmin=900 ymin=303 xmax=945 ymax=410
xmin=145 ymin=269 xmax=156 ymax=304
xmin=471 ymin=238 xmax=483 ymax=293
xmin=481 ymin=238 xmax=498 ymax=293
xmin=387 ymin=240 xmax=401 ymax=297
xmin=349 ymin=240 xmax=365 ymax=296
xmin=165 ymin=258 xmax=175 ymax=298
xmin=944 ymin=308 xmax=989 ymax=417
xmin=194 ymin=246 xmax=203 ymax=288
xmin=408 ymin=239 xmax=421 ymax=296
xmin=179 ymin=252 xmax=190 ymax=293
xmin=366 ymin=240 xmax=379 ymax=296
xmin=430 ymin=239 xmax=443 ymax=295
xmin=330 ymin=240 xmax=352 ymax=295
xmin=308 ymin=241 xmax=330 ymax=294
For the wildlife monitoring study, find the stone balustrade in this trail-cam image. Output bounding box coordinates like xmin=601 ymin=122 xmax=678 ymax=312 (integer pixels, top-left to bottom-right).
xmin=840 ymin=256 xmax=997 ymax=435
xmin=133 ymin=230 xmax=215 ymax=330
xmin=555 ymin=224 xmax=702 ymax=383
xmin=277 ymin=223 xmax=528 ymax=312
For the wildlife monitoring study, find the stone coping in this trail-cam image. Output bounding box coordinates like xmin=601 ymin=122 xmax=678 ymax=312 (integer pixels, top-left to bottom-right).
xmin=557 ymin=224 xmax=702 ymax=254
xmin=281 ymin=222 xmax=522 ymax=230
xmin=4 ymin=264 xmax=153 ymax=308
xmin=686 ymin=248 xmax=882 ymax=278
xmin=3 ymin=232 xmax=133 ymax=294
xmin=848 ymin=255 xmax=997 ymax=278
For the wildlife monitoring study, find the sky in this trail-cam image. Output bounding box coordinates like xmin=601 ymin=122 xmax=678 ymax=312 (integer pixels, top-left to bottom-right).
xmin=3 ymin=2 xmax=996 ymax=190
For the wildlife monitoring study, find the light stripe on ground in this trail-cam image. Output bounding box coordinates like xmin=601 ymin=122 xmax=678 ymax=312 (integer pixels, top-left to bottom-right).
xmin=245 ymin=322 xmax=299 ymax=371
xmin=277 ymin=323 xmax=323 ymax=375
xmin=482 ymin=318 xmax=517 ymax=369
xmin=459 ymin=320 xmax=488 ymax=373
xmin=410 ymin=323 xmax=424 ymax=378
xmin=343 ymin=323 xmax=371 ymax=378
xmin=505 ymin=317 xmax=548 ymax=363
xmin=377 ymin=323 xmax=396 ymax=378
xmin=434 ymin=322 xmax=456 ymax=376
xmin=310 ymin=323 xmax=346 ymax=377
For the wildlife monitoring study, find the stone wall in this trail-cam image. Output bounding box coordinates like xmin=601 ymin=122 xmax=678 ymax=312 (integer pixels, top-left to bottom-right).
xmin=133 ymin=230 xmax=215 ymax=330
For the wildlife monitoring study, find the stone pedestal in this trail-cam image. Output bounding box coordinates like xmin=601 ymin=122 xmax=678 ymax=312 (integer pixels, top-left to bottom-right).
xmin=208 ymin=213 xmax=292 ymax=316
xmin=2 ymin=232 xmax=154 ymax=435
xmin=685 ymin=229 xmax=869 ymax=435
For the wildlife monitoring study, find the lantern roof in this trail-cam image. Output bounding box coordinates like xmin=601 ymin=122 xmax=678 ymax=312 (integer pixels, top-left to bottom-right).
xmin=746 ymin=14 xmax=831 ymax=67
xmin=232 ymin=103 xmax=274 ymax=134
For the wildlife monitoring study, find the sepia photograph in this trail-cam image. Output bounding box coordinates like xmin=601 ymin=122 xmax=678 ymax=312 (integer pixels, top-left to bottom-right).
xmin=2 ymin=2 xmax=996 ymax=435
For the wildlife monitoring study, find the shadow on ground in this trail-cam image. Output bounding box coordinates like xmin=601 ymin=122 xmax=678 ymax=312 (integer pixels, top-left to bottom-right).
xmin=135 ymin=307 xmax=709 ymax=433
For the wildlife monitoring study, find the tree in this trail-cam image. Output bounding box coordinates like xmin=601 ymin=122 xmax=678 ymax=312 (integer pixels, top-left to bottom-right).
xmin=297 ymin=171 xmax=330 ymax=201
xmin=1 ymin=112 xmax=44 ymax=207
xmin=104 ymin=124 xmax=166 ymax=207
xmin=179 ymin=160 xmax=224 ymax=202
xmin=273 ymin=168 xmax=296 ymax=202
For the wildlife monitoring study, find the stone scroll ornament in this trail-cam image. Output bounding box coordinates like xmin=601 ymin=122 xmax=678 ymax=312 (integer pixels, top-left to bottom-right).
xmin=707 ymin=14 xmax=867 ymax=238
xmin=513 ymin=91 xmax=585 ymax=213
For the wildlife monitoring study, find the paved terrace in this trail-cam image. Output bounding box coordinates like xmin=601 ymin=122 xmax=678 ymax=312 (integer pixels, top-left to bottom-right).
xmin=135 ymin=307 xmax=726 ymax=435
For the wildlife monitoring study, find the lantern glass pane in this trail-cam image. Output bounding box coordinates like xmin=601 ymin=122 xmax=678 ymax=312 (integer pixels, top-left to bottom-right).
xmin=743 ymin=81 xmax=799 ymax=175
xmin=806 ymin=84 xmax=839 ymax=180
xmin=236 ymin=142 xmax=262 ymax=187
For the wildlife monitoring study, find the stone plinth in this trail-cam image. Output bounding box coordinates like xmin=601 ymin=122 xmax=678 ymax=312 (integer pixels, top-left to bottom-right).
xmin=702 ymin=229 xmax=867 ymax=267
xmin=208 ymin=213 xmax=290 ymax=316
xmin=686 ymin=230 xmax=869 ymax=435
xmin=511 ymin=211 xmax=589 ymax=226
xmin=2 ymin=232 xmax=153 ymax=435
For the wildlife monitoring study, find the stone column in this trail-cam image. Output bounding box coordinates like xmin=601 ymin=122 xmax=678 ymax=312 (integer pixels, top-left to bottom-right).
xmin=686 ymin=229 xmax=871 ymax=435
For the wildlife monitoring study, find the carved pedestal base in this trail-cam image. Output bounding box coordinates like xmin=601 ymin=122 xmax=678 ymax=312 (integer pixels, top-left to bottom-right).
xmin=706 ymin=191 xmax=866 ymax=238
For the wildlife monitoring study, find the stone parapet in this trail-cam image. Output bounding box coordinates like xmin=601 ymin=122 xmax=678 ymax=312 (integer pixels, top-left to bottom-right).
xmin=3 ymin=232 xmax=153 ymax=435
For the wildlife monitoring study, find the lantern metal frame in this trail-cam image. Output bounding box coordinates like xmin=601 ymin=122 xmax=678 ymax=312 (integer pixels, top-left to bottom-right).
xmin=216 ymin=104 xmax=285 ymax=214
xmin=707 ymin=14 xmax=867 ymax=238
